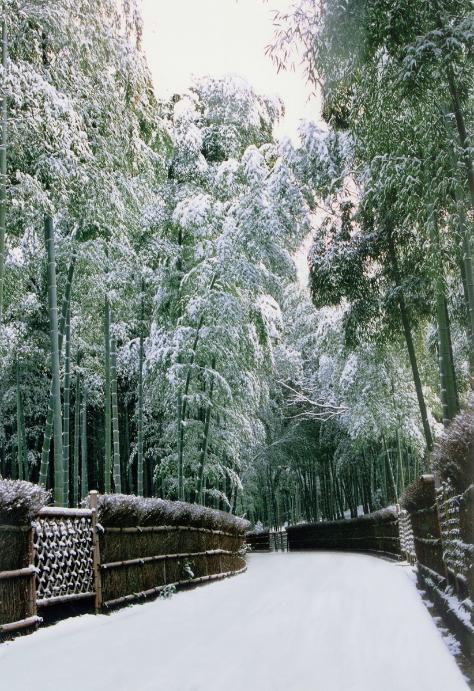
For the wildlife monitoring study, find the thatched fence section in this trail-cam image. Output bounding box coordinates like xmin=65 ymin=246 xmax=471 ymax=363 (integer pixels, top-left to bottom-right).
xmin=286 ymin=508 xmax=400 ymax=557
xmin=0 ymin=482 xmax=248 ymax=639
xmin=0 ymin=481 xmax=47 ymax=636
xmin=246 ymin=530 xmax=287 ymax=552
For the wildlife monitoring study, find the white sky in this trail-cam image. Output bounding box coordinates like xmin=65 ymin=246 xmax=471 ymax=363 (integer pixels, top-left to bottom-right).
xmin=140 ymin=0 xmax=321 ymax=140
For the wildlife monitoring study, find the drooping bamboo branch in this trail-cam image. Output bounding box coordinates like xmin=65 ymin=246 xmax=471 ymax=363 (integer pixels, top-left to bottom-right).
xmin=44 ymin=216 xmax=64 ymax=505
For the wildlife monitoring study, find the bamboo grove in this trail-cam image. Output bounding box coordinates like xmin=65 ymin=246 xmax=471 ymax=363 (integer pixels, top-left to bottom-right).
xmin=1 ymin=0 xmax=474 ymax=527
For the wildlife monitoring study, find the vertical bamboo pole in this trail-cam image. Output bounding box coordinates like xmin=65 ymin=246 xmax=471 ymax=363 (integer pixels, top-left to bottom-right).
xmin=104 ymin=297 xmax=111 ymax=493
xmin=81 ymin=385 xmax=88 ymax=498
xmin=27 ymin=526 xmax=38 ymax=630
xmin=89 ymin=490 xmax=102 ymax=612
xmin=44 ymin=216 xmax=64 ymax=506
xmin=39 ymin=256 xmax=76 ymax=488
xmin=0 ymin=17 xmax=8 ymax=322
xmin=110 ymin=325 xmax=121 ymax=493
xmin=73 ymin=368 xmax=80 ymax=506
xmin=16 ymin=360 xmax=25 ymax=481
xmin=62 ymin=306 xmax=71 ymax=505
xmin=137 ymin=281 xmax=144 ymax=496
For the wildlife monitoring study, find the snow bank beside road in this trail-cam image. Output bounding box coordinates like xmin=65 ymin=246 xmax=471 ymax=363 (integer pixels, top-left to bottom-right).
xmin=0 ymin=553 xmax=468 ymax=691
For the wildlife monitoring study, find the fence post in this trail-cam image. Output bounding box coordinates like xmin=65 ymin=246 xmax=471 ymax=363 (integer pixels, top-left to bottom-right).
xmin=89 ymin=491 xmax=102 ymax=612
xmin=27 ymin=525 xmax=39 ymax=630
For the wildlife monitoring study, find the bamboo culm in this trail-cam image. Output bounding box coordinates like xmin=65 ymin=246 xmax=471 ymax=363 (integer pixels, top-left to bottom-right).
xmin=137 ymin=280 xmax=144 ymax=496
xmin=73 ymin=366 xmax=80 ymax=507
xmin=104 ymin=297 xmax=112 ymax=493
xmin=387 ymin=230 xmax=433 ymax=452
xmin=110 ymin=320 xmax=121 ymax=493
xmin=62 ymin=305 xmax=71 ymax=505
xmin=81 ymin=384 xmax=88 ymax=499
xmin=39 ymin=255 xmax=76 ymax=488
xmin=44 ymin=216 xmax=64 ymax=506
xmin=429 ymin=206 xmax=459 ymax=424
xmin=196 ymin=356 xmax=216 ymax=504
xmin=16 ymin=360 xmax=25 ymax=481
xmin=177 ymin=273 xmax=216 ymax=500
xmin=0 ymin=18 xmax=7 ymax=322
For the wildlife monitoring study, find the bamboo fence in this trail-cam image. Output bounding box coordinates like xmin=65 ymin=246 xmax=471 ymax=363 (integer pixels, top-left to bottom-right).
xmin=1 ymin=490 xmax=246 ymax=636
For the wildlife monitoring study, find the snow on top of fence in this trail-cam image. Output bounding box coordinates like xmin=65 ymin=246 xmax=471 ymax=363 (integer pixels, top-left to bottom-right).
xmin=0 ymin=479 xmax=50 ymax=525
xmin=286 ymin=506 xmax=398 ymax=531
xmin=84 ymin=493 xmax=250 ymax=534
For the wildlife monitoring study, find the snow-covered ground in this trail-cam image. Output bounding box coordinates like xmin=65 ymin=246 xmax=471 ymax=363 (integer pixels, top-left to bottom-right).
xmin=0 ymin=553 xmax=468 ymax=691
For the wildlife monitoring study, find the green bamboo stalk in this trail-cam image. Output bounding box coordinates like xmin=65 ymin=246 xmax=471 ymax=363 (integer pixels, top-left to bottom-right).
xmin=428 ymin=207 xmax=459 ymax=424
xmin=81 ymin=384 xmax=88 ymax=499
xmin=0 ymin=18 xmax=7 ymax=322
xmin=110 ymin=322 xmax=121 ymax=493
xmin=16 ymin=360 xmax=25 ymax=481
xmin=73 ymin=364 xmax=80 ymax=506
xmin=387 ymin=230 xmax=433 ymax=452
xmin=104 ymin=297 xmax=111 ymax=493
xmin=62 ymin=305 xmax=71 ymax=506
xmin=177 ymin=273 xmax=216 ymax=500
xmin=39 ymin=255 xmax=76 ymax=487
xmin=196 ymin=357 xmax=216 ymax=504
xmin=44 ymin=216 xmax=64 ymax=506
xmin=137 ymin=281 xmax=144 ymax=496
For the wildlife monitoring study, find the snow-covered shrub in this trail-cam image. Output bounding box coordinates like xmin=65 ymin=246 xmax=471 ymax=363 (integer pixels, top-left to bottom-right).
xmin=432 ymin=407 xmax=474 ymax=494
xmin=399 ymin=475 xmax=436 ymax=513
xmin=0 ymin=479 xmax=49 ymax=525
xmin=86 ymin=493 xmax=249 ymax=534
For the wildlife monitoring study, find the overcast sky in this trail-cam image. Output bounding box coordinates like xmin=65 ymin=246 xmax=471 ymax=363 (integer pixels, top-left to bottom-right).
xmin=140 ymin=0 xmax=321 ymax=140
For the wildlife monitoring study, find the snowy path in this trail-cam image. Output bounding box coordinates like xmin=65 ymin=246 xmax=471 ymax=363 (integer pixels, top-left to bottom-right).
xmin=0 ymin=553 xmax=468 ymax=691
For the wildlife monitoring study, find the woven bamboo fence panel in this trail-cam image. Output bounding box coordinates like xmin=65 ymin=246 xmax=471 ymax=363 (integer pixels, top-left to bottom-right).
xmin=399 ymin=510 xmax=416 ymax=564
xmin=33 ymin=509 xmax=95 ymax=606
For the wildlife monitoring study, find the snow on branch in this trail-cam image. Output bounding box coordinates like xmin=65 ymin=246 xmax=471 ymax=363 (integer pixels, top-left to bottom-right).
xmin=278 ymin=380 xmax=348 ymax=421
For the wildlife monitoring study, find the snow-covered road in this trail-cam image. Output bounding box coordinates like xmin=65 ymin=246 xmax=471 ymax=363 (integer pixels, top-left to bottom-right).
xmin=0 ymin=552 xmax=468 ymax=691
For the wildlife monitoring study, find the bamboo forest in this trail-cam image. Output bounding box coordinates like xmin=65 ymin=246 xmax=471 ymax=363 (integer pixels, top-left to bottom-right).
xmin=0 ymin=1 xmax=473 ymax=689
